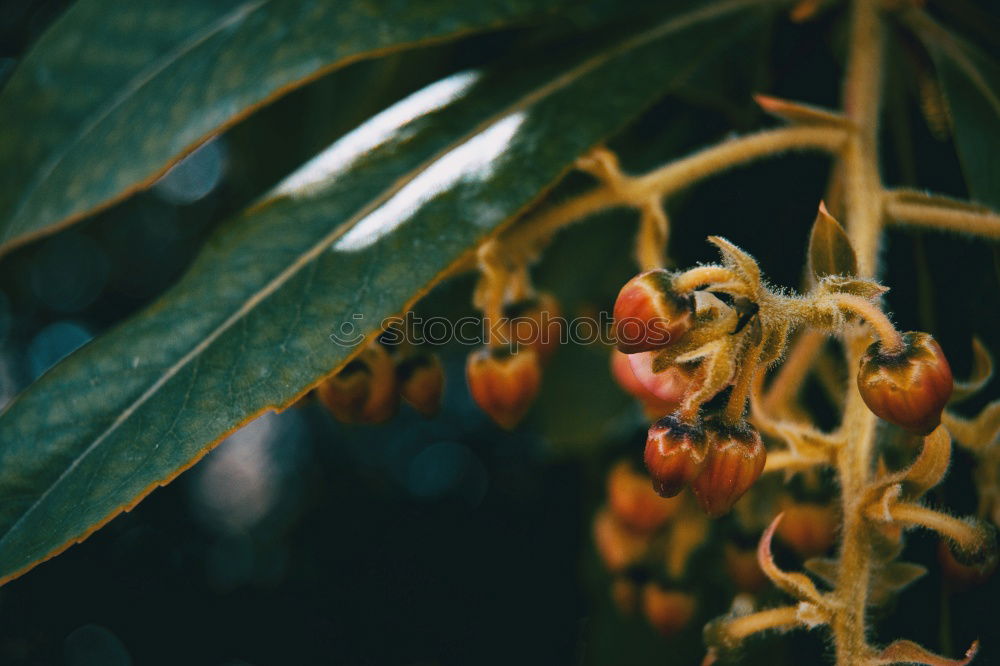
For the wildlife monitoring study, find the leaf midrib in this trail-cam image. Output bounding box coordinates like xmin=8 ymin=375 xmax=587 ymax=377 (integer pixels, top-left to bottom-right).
xmin=0 ymin=0 xmax=759 ymax=552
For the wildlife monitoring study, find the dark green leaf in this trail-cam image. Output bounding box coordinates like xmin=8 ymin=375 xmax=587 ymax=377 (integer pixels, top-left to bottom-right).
xmin=915 ymin=19 xmax=1000 ymax=209
xmin=0 ymin=0 xmax=765 ymax=584
xmin=808 ymin=204 xmax=857 ymax=280
xmin=0 ymin=0 xmax=600 ymax=255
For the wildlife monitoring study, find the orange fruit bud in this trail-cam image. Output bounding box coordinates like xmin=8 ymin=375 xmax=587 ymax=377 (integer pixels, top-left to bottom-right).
xmin=641 ymin=584 xmax=696 ymax=636
xmin=317 ymin=342 xmax=398 ymax=424
xmin=857 ymin=331 xmax=953 ymax=435
xmin=644 ymin=415 xmax=708 ymax=498
xmin=593 ymin=508 xmax=648 ymax=572
xmin=691 ymin=418 xmax=766 ymax=517
xmin=607 ymin=460 xmax=683 ymax=532
xmin=466 ymin=347 xmax=541 ymax=429
xmin=397 ymin=351 xmax=445 ymax=417
xmin=613 ymin=270 xmax=692 ymax=354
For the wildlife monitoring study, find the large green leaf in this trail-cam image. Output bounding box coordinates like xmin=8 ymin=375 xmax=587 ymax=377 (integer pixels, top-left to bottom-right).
xmin=0 ymin=0 xmax=601 ymax=256
xmin=915 ymin=18 xmax=1000 ymax=209
xmin=0 ymin=0 xmax=766 ymax=585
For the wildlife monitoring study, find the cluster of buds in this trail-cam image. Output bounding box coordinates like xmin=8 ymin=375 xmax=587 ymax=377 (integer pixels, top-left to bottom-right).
xmin=317 ymin=340 xmax=445 ymax=424
xmin=611 ymin=255 xmax=769 ymax=516
xmin=610 ymin=217 xmax=962 ymax=516
xmin=593 ymin=460 xmax=700 ymax=636
xmin=466 ymin=292 xmax=562 ymax=429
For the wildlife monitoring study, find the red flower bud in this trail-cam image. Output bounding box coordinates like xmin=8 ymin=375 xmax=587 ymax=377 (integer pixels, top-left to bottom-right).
xmin=857 ymin=331 xmax=953 ymax=435
xmin=607 ymin=460 xmax=683 ymax=532
xmin=609 ymin=350 xmax=682 ymax=417
xmin=317 ymin=342 xmax=398 ymax=424
xmin=627 ymin=352 xmax=699 ymax=405
xmin=466 ymin=347 xmax=541 ymax=429
xmin=397 ymin=351 xmax=445 ymax=417
xmin=644 ymin=415 xmax=708 ymax=498
xmin=641 ymin=584 xmax=696 ymax=636
xmin=504 ymin=292 xmax=563 ymax=363
xmin=691 ymin=418 xmax=766 ymax=517
xmin=613 ymin=269 xmax=692 ymax=354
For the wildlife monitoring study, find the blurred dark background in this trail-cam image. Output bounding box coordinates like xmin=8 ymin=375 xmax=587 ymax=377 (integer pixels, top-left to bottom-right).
xmin=0 ymin=1 xmax=998 ymax=664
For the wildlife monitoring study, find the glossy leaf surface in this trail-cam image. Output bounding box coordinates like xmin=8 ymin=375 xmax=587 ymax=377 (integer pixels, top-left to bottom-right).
xmin=0 ymin=1 xmax=765 ymax=584
xmin=0 ymin=0 xmax=591 ymax=255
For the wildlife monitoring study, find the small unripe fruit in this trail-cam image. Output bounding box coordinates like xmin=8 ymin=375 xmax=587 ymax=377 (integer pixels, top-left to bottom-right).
xmin=317 ymin=343 xmax=398 ymax=424
xmin=775 ymin=500 xmax=839 ymax=557
xmin=607 ymin=460 xmax=683 ymax=532
xmin=609 ymin=350 xmax=681 ymax=417
xmin=644 ymin=415 xmax=708 ymax=498
xmin=396 ymin=351 xmax=445 ymax=417
xmin=466 ymin=347 xmax=541 ymax=429
xmin=691 ymin=418 xmax=766 ymax=517
xmin=504 ymin=292 xmax=563 ymax=363
xmin=641 ymin=584 xmax=696 ymax=636
xmin=857 ymin=331 xmax=953 ymax=435
xmin=613 ymin=269 xmax=692 ymax=354
xmin=627 ymin=352 xmax=699 ymax=405
xmin=593 ymin=508 xmax=648 ymax=572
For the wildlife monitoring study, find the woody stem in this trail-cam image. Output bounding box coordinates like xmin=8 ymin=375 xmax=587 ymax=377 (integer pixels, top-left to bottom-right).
xmin=831 ymin=1 xmax=885 ymax=663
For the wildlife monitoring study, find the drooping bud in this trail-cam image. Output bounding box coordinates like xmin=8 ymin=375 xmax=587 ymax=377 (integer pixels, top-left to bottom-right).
xmin=317 ymin=342 xmax=398 ymax=424
xmin=775 ymin=500 xmax=839 ymax=557
xmin=504 ymin=292 xmax=563 ymax=363
xmin=396 ymin=351 xmax=445 ymax=417
xmin=644 ymin=415 xmax=708 ymax=498
xmin=607 ymin=460 xmax=683 ymax=532
xmin=627 ymin=352 xmax=699 ymax=405
xmin=609 ymin=350 xmax=682 ymax=417
xmin=592 ymin=508 xmax=648 ymax=572
xmin=857 ymin=331 xmax=953 ymax=435
xmin=466 ymin=347 xmax=541 ymax=429
xmin=691 ymin=417 xmax=766 ymax=517
xmin=613 ymin=269 xmax=692 ymax=354
xmin=641 ymin=584 xmax=696 ymax=636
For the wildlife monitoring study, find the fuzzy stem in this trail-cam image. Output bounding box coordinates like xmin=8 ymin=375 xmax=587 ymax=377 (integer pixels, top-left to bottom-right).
xmin=876 ymin=503 xmax=987 ymax=551
xmin=725 ymin=356 xmax=759 ymax=424
xmin=500 ymin=127 xmax=847 ymax=261
xmin=832 ymin=1 xmax=885 ymax=664
xmin=673 ymin=265 xmax=738 ymax=292
xmin=627 ymin=126 xmax=848 ymax=200
xmin=884 ymin=199 xmax=1000 ymax=239
xmin=721 ymin=605 xmax=803 ymax=641
xmin=831 ymin=294 xmax=904 ymax=353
